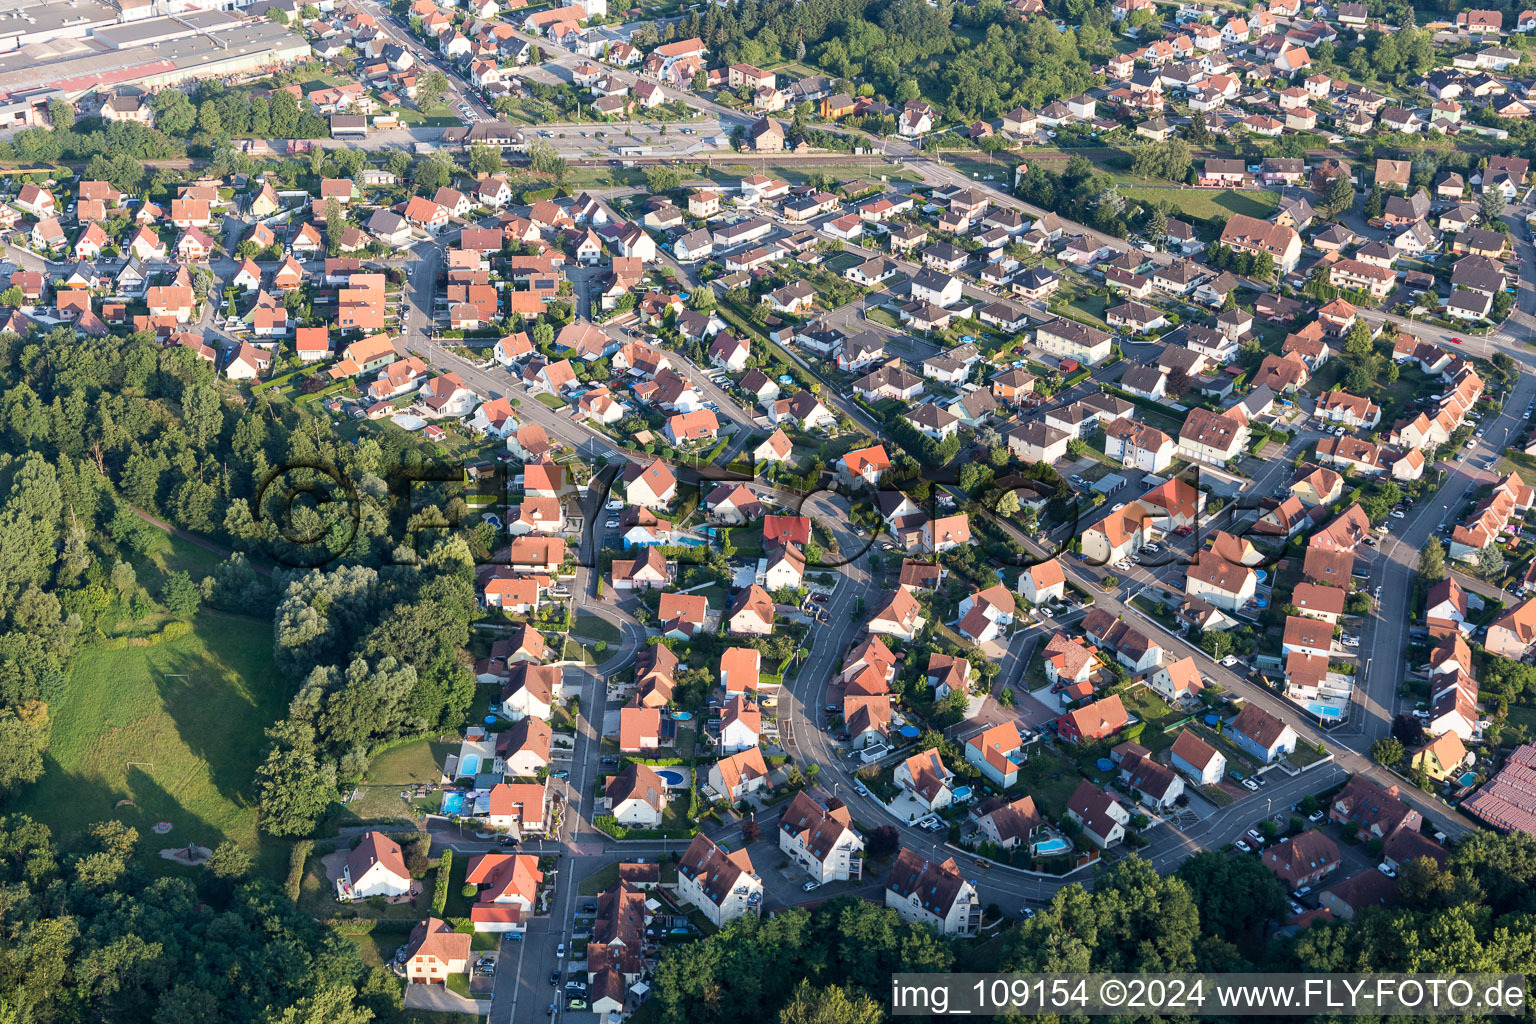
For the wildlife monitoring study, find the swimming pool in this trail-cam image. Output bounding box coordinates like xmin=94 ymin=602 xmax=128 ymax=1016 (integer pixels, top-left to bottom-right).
xmin=1307 ymin=704 xmax=1344 ymax=720
xmin=655 ymin=768 xmax=688 ymax=788
xmin=459 ymin=754 xmax=481 ymax=777
xmin=441 ymin=792 xmax=467 ymax=816
xmin=1459 ymin=771 xmax=1478 ymax=788
xmin=1033 ymin=838 xmax=1071 ymax=856
xmin=951 ymin=785 xmax=973 ymax=802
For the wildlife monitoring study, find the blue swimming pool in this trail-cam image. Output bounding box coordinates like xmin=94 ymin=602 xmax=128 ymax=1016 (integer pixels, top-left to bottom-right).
xmin=951 ymin=785 xmax=973 ymax=802
xmin=1034 ymin=838 xmax=1071 ymax=856
xmin=1307 ymin=703 xmax=1344 ymax=720
xmin=1459 ymin=771 xmax=1478 ymax=788
xmin=441 ymin=792 xmax=467 ymax=816
xmin=655 ymin=768 xmax=688 ymax=787
xmin=460 ymin=754 xmax=480 ymax=776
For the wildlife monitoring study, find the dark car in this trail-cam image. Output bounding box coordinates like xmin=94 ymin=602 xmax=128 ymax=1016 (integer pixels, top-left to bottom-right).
xmin=551 ymin=971 xmax=561 ymax=986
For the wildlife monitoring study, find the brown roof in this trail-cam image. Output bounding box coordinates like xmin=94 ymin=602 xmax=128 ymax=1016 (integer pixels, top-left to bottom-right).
xmin=678 ymin=834 xmax=756 ymax=907
xmin=348 ymin=831 xmax=409 ymax=884
xmin=501 ymin=662 xmax=561 ymax=706
xmin=607 ymin=762 xmax=666 ymax=812
xmin=1261 ymin=829 xmax=1340 ymax=886
xmin=407 ymin=917 xmax=472 ymax=967
xmin=1170 ymin=729 xmax=1221 ymax=773
xmin=1230 ymin=703 xmax=1292 ymax=749
xmin=886 ymin=849 xmax=970 ymax=917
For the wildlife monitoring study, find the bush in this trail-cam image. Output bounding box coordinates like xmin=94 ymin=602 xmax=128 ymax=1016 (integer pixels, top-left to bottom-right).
xmin=286 ymin=840 xmax=313 ymax=903
xmin=461 ymin=883 xmax=479 ymax=899
xmin=433 ymin=849 xmax=453 ymax=915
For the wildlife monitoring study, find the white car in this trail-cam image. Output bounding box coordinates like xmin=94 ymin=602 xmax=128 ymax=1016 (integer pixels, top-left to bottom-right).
xmin=605 ymin=519 xmax=619 ymax=528
xmin=801 ymin=881 xmax=821 ymax=892
xmin=1234 ymin=839 xmax=1252 ymax=853
xmin=1390 ymin=511 xmax=1406 ymax=519
xmin=1241 ymin=778 xmax=1260 ymax=792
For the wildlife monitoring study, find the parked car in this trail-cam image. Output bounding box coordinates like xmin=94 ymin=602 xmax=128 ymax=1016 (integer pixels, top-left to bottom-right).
xmin=1234 ymin=839 xmax=1252 ymax=853
xmin=1242 ymin=778 xmax=1260 ymax=792
xmin=802 ymin=881 xmax=821 ymax=892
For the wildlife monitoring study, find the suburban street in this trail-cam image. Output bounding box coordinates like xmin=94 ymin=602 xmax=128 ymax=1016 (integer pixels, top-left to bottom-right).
xmin=359 ymin=155 xmax=1514 ymax=1020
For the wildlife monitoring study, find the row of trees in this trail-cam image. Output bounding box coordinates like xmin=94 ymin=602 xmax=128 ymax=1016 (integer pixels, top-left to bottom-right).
xmin=638 ymin=834 xmax=1536 ymax=1023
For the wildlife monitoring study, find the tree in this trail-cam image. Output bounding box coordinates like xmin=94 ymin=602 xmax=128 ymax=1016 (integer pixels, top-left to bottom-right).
xmin=197 ymin=99 xmax=224 ymax=137
xmin=1418 ymin=537 xmax=1447 ymax=581
xmin=1322 ymin=172 xmax=1354 ymax=218
xmin=0 ymin=701 xmax=48 ymax=793
xmin=1475 ymin=544 xmax=1507 ymax=581
xmin=110 ymin=559 xmax=137 ymax=598
xmin=47 ymin=99 xmax=74 ymax=131
xmin=1175 ymin=850 xmax=1288 ymax=946
xmin=1065 ymin=438 xmax=1088 ymax=458
xmin=1480 ymin=189 xmax=1507 ymax=225
xmin=413 ymin=157 xmax=448 ymax=193
xmin=468 ymin=143 xmax=502 ymax=177
xmin=1197 ymin=628 xmax=1233 ymax=660
xmin=1364 ymin=183 xmax=1384 ymax=219
xmin=0 ymin=286 xmax=22 ymax=307
xmin=206 ymin=839 xmax=252 ymax=879
xmin=779 ymin=980 xmax=882 ymax=1024
xmin=418 ymin=70 xmax=450 ymax=108
xmin=152 ymin=90 xmax=197 ymax=135
xmin=645 ymin=165 xmax=683 ymax=192
xmin=161 ymin=570 xmax=202 ymax=618
xmin=866 ymin=825 xmax=900 ymax=858
xmin=1371 ymin=737 xmax=1405 ymax=767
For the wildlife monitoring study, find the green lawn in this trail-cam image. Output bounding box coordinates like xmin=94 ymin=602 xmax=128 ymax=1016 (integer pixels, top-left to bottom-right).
xmin=1116 ymin=685 xmax=1184 ymax=756
xmin=340 ymin=738 xmax=453 ymax=823
xmin=1008 ymin=748 xmax=1086 ymax=822
xmin=1118 ymin=187 xmax=1280 ymax=222
xmin=14 ymin=610 xmax=289 ymax=877
xmin=578 ymin=861 xmax=621 ymax=896
xmin=535 ymin=393 xmax=567 ymax=411
xmin=572 ymin=611 xmax=620 ymax=645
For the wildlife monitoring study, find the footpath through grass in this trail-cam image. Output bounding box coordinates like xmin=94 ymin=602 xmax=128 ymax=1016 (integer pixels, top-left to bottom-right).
xmin=14 ymin=610 xmax=290 ymax=878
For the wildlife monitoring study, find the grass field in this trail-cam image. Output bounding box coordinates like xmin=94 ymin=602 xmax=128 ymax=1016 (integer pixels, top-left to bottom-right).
xmin=15 ymin=609 xmax=289 ymax=877
xmin=573 ymin=611 xmax=621 ymax=645
xmin=1118 ymin=187 xmax=1280 ymax=222
xmin=340 ymin=738 xmax=454 ymax=823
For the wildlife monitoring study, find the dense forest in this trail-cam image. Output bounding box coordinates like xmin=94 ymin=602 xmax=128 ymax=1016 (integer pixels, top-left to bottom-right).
xmin=696 ymin=0 xmax=1102 ymax=122
xmin=636 ymin=835 xmax=1536 ymax=1024
xmin=0 ymin=320 xmax=487 ymax=825
xmin=0 ymin=814 xmax=402 ymax=1023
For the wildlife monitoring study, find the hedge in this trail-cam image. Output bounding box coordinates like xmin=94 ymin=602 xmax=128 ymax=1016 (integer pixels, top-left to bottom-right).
xmin=286 ymin=840 xmax=313 ymax=903
xmin=592 ymin=815 xmax=699 ymax=840
xmin=326 ymin=917 xmax=417 ymax=936
xmin=432 ymin=849 xmax=453 ymax=915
